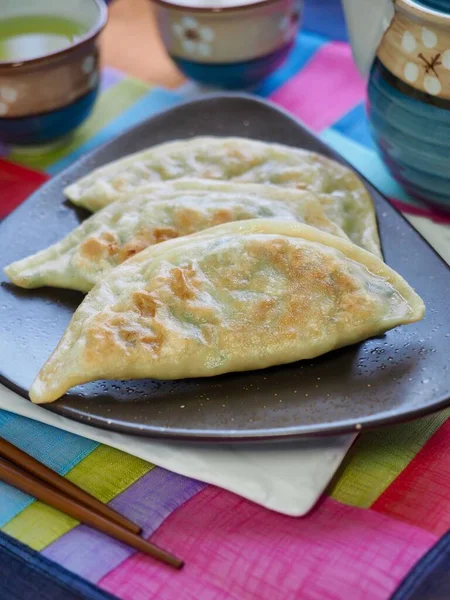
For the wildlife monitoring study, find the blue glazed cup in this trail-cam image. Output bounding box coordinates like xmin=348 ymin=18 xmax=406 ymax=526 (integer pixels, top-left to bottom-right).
xmin=153 ymin=0 xmax=303 ymax=89
xmin=0 ymin=0 xmax=107 ymax=146
xmin=367 ymin=0 xmax=450 ymax=211
xmin=416 ymin=0 xmax=449 ymax=10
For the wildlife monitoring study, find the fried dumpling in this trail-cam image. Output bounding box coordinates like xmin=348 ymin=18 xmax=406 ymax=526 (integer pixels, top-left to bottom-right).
xmin=29 ymin=219 xmax=424 ymax=405
xmin=64 ymin=137 xmax=381 ymax=257
xmin=4 ymin=181 xmax=347 ymax=293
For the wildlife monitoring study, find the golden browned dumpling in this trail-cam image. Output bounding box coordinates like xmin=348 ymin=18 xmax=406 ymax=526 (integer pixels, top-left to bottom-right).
xmin=29 ymin=219 xmax=424 ymax=405
xmin=64 ymin=137 xmax=381 ymax=256
xmin=4 ymin=181 xmax=346 ymax=293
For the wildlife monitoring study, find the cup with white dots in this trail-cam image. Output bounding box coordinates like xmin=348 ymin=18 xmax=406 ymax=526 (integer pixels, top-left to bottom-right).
xmin=153 ymin=0 xmax=303 ymax=89
xmin=366 ymin=0 xmax=450 ymax=212
xmin=0 ymin=0 xmax=107 ymax=146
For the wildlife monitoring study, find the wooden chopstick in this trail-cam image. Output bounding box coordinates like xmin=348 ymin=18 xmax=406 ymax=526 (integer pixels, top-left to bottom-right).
xmin=0 ymin=456 xmax=184 ymax=570
xmin=0 ymin=436 xmax=140 ymax=535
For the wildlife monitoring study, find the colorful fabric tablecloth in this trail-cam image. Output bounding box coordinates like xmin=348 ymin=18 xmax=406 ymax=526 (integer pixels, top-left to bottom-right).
xmin=1 ymin=2 xmax=450 ymax=598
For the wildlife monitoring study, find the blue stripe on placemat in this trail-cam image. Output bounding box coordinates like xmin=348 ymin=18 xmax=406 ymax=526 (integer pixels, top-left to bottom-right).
xmin=0 ymin=410 xmax=98 ymax=526
xmin=255 ymin=31 xmax=326 ymax=97
xmin=391 ymin=531 xmax=450 ymax=600
xmin=303 ymin=0 xmax=349 ymax=42
xmin=0 ymin=530 xmax=119 ymax=600
xmin=47 ymin=88 xmax=183 ymax=176
xmin=332 ymin=103 xmax=376 ymax=149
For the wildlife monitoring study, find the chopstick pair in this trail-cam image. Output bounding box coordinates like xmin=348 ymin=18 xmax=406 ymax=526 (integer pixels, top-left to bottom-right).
xmin=0 ymin=437 xmax=183 ymax=570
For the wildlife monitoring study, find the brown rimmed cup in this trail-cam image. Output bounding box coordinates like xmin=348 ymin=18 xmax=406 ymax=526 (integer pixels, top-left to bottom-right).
xmin=0 ymin=0 xmax=107 ymax=145
xmin=152 ymin=0 xmax=303 ymax=88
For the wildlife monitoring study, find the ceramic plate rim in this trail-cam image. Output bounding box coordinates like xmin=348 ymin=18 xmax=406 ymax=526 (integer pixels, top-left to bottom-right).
xmin=1 ymin=93 xmax=449 ymax=441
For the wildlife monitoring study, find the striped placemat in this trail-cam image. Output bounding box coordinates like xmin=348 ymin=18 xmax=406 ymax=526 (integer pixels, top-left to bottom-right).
xmin=0 ymin=4 xmax=450 ymax=598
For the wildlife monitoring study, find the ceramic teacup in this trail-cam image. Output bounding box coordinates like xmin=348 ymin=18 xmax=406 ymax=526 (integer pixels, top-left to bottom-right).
xmin=154 ymin=0 xmax=303 ymax=89
xmin=0 ymin=0 xmax=107 ymax=146
xmin=367 ymin=0 xmax=450 ymax=211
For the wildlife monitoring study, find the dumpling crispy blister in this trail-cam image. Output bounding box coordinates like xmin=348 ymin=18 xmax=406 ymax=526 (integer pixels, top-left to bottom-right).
xmin=4 ymin=180 xmax=347 ymax=293
xmin=29 ymin=219 xmax=424 ymax=405
xmin=64 ymin=137 xmax=381 ymax=257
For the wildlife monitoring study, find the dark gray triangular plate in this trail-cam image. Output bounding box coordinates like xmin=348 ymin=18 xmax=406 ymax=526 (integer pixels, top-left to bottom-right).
xmin=0 ymin=94 xmax=449 ymax=441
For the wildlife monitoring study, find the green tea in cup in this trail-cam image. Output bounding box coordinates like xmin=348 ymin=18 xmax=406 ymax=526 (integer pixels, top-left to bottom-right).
xmin=0 ymin=0 xmax=106 ymax=145
xmin=0 ymin=15 xmax=86 ymax=61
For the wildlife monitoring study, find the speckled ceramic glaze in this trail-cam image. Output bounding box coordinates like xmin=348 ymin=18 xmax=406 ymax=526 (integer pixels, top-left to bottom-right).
xmin=368 ymin=0 xmax=450 ymax=210
xmin=1 ymin=95 xmax=449 ymax=439
xmin=0 ymin=0 xmax=107 ymax=145
xmin=154 ymin=0 xmax=303 ymax=88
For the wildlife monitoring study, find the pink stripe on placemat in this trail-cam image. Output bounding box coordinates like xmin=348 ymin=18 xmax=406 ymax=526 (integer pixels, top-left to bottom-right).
xmin=99 ymin=490 xmax=435 ymax=600
xmin=390 ymin=198 xmax=450 ymax=225
xmin=271 ymin=41 xmax=366 ymax=132
xmin=373 ymin=419 xmax=450 ymax=536
xmin=42 ymin=468 xmax=205 ymax=583
xmin=0 ymin=159 xmax=49 ymax=219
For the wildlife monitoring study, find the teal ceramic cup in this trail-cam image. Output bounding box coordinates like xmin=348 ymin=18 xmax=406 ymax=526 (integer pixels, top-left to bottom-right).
xmin=0 ymin=0 xmax=107 ymax=146
xmin=367 ymin=0 xmax=450 ymax=211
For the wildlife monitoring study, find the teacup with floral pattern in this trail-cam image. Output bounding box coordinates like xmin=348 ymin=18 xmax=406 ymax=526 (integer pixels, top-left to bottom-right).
xmin=153 ymin=0 xmax=303 ymax=89
xmin=368 ymin=0 xmax=450 ymax=210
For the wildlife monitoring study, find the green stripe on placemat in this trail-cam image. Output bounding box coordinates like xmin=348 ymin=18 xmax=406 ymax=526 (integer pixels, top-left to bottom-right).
xmin=8 ymin=78 xmax=150 ymax=172
xmin=2 ymin=446 xmax=153 ymax=550
xmin=329 ymin=408 xmax=450 ymax=508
